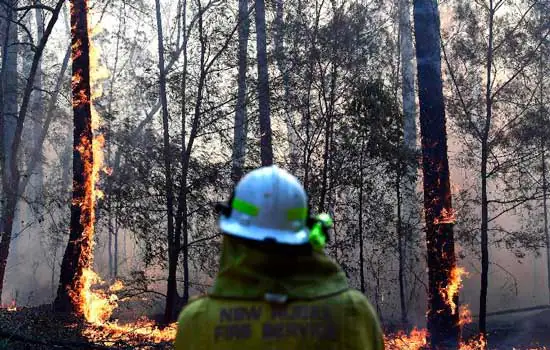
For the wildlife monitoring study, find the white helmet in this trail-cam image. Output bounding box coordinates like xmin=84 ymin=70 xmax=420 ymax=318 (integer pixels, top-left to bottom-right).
xmin=218 ymin=165 xmax=310 ymax=245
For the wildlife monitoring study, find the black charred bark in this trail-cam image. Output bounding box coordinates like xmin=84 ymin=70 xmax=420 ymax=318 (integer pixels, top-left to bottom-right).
xmin=55 ymin=0 xmax=93 ymax=314
xmin=413 ymin=0 xmax=460 ymax=348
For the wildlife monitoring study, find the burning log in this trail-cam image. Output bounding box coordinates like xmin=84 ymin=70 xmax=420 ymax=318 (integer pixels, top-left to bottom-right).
xmin=54 ymin=0 xmax=95 ymax=314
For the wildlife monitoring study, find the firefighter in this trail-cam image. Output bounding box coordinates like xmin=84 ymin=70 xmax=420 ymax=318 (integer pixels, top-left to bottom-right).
xmin=175 ymin=165 xmax=384 ymax=349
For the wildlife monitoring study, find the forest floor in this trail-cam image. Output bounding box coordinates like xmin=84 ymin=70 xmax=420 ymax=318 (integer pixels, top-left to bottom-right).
xmin=1 ymin=305 xmax=549 ymax=349
xmin=0 ymin=305 xmax=175 ymax=349
xmin=483 ymin=309 xmax=550 ymax=348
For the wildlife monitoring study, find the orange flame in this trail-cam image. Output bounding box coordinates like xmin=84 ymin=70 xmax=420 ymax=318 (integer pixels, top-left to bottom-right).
xmin=434 ymin=207 xmax=457 ymax=225
xmin=460 ymin=333 xmax=487 ymax=350
xmin=67 ymin=5 xmax=176 ymax=346
xmin=440 ymin=266 xmax=468 ymax=315
xmin=458 ymin=304 xmax=472 ymax=327
xmin=83 ymin=318 xmax=177 ymax=345
xmin=69 ymin=0 xmax=112 ymax=325
xmin=7 ymin=299 xmax=17 ymax=312
xmin=384 ymin=328 xmax=428 ymax=350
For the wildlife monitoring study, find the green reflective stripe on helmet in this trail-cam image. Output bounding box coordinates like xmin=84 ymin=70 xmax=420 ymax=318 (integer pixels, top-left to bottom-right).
xmin=287 ymin=207 xmax=307 ymax=221
xmin=232 ymin=198 xmax=259 ymax=216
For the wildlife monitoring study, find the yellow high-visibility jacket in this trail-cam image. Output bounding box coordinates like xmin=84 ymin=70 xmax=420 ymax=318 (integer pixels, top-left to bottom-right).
xmin=175 ymin=236 xmax=384 ymax=350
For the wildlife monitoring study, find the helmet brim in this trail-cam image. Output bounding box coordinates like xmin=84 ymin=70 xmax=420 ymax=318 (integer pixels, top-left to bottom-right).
xmin=219 ymin=216 xmax=310 ymax=245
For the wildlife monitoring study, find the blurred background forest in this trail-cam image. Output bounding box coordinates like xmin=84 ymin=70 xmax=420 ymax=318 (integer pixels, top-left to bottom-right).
xmin=0 ymin=0 xmax=549 ymax=341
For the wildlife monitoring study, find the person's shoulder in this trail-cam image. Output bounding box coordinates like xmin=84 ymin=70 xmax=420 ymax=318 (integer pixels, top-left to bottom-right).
xmin=340 ymin=289 xmax=379 ymax=317
xmin=177 ymin=295 xmax=209 ymax=322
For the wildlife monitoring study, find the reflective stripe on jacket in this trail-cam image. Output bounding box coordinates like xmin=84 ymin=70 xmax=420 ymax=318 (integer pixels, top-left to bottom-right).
xmin=175 ymin=236 xmax=384 ymax=350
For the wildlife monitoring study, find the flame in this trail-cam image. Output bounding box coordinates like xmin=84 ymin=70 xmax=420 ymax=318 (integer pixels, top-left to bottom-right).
xmin=384 ymin=269 xmax=489 ymax=350
xmin=384 ymin=328 xmax=428 ymax=350
xmin=434 ymin=207 xmax=457 ymax=225
xmin=7 ymin=299 xmax=17 ymax=312
xmin=383 ymin=325 xmax=487 ymax=350
xmin=440 ymin=266 xmax=468 ymax=315
xmin=68 ymin=0 xmax=113 ymax=325
xmin=83 ymin=319 xmax=177 ymax=345
xmin=458 ymin=304 xmax=472 ymax=327
xmin=460 ymin=333 xmax=487 ymax=350
xmin=67 ymin=3 xmax=175 ymax=346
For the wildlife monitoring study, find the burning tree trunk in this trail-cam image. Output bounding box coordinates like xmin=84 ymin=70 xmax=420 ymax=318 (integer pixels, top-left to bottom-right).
xmin=413 ymin=0 xmax=460 ymax=348
xmin=55 ymin=0 xmax=94 ymax=313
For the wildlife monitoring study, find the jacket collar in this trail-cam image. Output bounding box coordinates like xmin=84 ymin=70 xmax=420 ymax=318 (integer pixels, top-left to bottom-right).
xmin=209 ymin=236 xmax=349 ymax=300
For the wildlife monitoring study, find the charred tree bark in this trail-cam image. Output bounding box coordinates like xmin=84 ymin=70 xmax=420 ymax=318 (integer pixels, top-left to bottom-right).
xmin=255 ymin=0 xmax=273 ymax=166
xmin=55 ymin=0 xmax=93 ymax=313
xmin=413 ymin=0 xmax=460 ymax=348
xmin=231 ymin=0 xmax=250 ymax=183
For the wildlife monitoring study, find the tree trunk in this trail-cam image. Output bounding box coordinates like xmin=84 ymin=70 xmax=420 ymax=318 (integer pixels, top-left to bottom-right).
xmin=55 ymin=0 xmax=94 ymax=313
xmin=359 ymin=138 xmax=365 ymax=294
xmin=30 ymin=1 xmax=46 ymax=202
xmin=542 ymin=140 xmax=549 ymax=305
xmin=274 ymin=0 xmax=299 ymax=171
xmin=399 ymin=0 xmax=417 ymax=161
xmin=538 ymin=15 xmax=550 ymax=304
xmin=0 ymin=0 xmax=18 ymax=300
xmin=398 ymin=0 xmax=417 ymax=328
xmin=177 ymin=0 xmax=207 ymax=317
xmin=231 ymin=0 xmax=250 ymax=183
xmin=397 ymin=168 xmax=408 ymax=327
xmin=176 ymin=0 xmax=189 ymax=314
xmin=106 ymin=3 xmax=125 ymax=279
xmin=319 ymin=47 xmax=337 ymax=213
xmin=19 ymin=43 xmax=71 ymax=195
xmin=255 ymin=0 xmax=273 ymax=166
xmin=413 ymin=0 xmax=460 ymax=347
xmin=479 ymin=2 xmax=495 ymax=336
xmin=154 ymin=0 xmax=177 ymax=325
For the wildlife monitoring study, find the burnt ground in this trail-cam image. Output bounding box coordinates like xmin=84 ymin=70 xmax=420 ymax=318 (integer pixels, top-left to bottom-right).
xmin=2 ymin=305 xmax=550 ymax=349
xmin=485 ymin=309 xmax=550 ymax=348
xmin=458 ymin=308 xmax=550 ymax=349
xmin=0 ymin=305 xmax=175 ymax=350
